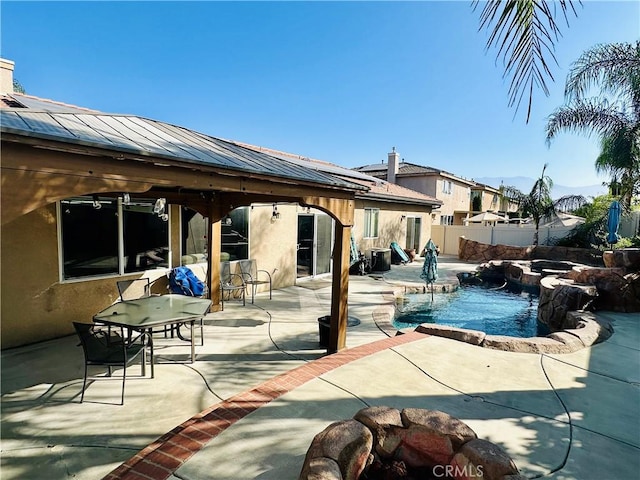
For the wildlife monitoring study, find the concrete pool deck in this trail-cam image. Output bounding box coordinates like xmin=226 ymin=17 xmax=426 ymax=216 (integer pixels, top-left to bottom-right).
xmin=1 ymin=256 xmax=638 ymax=479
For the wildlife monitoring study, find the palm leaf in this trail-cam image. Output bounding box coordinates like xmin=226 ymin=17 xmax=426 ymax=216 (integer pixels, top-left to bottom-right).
xmin=474 ymin=0 xmax=580 ymax=122
xmin=545 ymin=99 xmax=631 ymax=142
xmin=565 ymin=41 xmax=640 ymax=102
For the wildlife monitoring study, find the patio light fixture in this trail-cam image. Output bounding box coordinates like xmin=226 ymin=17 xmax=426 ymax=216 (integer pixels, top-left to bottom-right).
xmin=272 ymin=203 xmax=280 ymax=221
xmin=154 ymin=198 xmax=169 ymax=221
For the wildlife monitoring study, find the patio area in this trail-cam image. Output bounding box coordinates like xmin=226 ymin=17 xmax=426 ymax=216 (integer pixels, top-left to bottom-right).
xmin=1 ymin=256 xmax=638 ymax=479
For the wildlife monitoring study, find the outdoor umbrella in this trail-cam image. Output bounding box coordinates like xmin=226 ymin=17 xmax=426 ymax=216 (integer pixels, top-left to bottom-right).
xmin=349 ymin=233 xmax=359 ymax=266
xmin=420 ymin=239 xmax=438 ymax=300
xmin=464 ymin=212 xmax=510 ymax=225
xmin=607 ymin=200 xmax=621 ymax=245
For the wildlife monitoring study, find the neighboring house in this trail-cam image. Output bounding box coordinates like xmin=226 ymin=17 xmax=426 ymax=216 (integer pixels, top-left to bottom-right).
xmin=355 ymin=149 xmax=477 ymax=226
xmin=233 ymin=142 xmax=442 ymax=260
xmin=355 ymin=150 xmax=520 ymax=225
xmin=0 ymin=59 xmax=440 ymax=350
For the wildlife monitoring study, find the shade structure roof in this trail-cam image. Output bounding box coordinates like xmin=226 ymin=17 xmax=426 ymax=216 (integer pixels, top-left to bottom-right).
xmin=0 ymin=105 xmax=364 ymax=193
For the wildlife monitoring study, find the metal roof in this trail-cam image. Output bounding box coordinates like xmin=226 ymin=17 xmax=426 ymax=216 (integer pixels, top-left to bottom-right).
xmin=0 ymin=108 xmax=363 ymax=191
xmin=230 ymin=141 xmax=440 ymax=206
xmin=4 ymin=92 xmax=103 ymax=114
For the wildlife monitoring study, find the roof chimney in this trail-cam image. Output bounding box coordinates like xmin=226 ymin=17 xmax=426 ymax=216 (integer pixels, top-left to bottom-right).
xmin=0 ymin=58 xmax=15 ymax=94
xmin=387 ymin=147 xmax=400 ymax=183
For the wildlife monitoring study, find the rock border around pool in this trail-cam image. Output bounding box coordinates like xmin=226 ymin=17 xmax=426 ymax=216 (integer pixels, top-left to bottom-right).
xmin=373 ymin=289 xmax=613 ymax=354
xmin=412 ymin=310 xmax=613 ymax=354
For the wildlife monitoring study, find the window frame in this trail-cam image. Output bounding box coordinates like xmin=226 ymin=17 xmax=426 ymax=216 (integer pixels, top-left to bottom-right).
xmin=363 ymin=207 xmax=380 ymax=239
xmin=57 ymin=196 xmax=171 ymax=283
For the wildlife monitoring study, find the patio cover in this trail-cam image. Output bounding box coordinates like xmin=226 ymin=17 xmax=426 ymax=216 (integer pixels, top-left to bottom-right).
xmin=1 ymin=97 xmax=368 ymax=352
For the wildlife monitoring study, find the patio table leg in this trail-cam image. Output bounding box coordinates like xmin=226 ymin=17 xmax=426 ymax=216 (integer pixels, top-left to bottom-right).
xmin=190 ymin=320 xmax=195 ymax=363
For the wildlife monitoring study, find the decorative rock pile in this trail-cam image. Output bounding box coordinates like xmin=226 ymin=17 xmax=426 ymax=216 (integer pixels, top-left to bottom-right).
xmin=458 ymin=239 xmax=640 ymax=322
xmin=458 ymin=237 xmax=604 ymax=266
xmin=299 ymin=406 xmax=524 ymax=480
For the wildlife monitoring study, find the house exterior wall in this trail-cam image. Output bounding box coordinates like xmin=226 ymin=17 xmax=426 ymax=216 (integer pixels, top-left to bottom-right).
xmin=352 ymin=199 xmax=433 ymax=257
xmin=397 ymin=176 xmax=471 ymax=225
xmin=248 ymin=203 xmax=299 ymax=289
xmin=1 ymin=198 xmax=431 ymax=349
xmin=397 ymin=176 xmax=437 ymax=198
xmin=481 ymin=191 xmax=500 ymax=211
xmin=1 ymin=204 xmax=177 ymax=349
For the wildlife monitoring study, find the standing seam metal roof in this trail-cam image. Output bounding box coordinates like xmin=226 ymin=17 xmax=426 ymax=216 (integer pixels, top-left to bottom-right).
xmin=0 ymin=109 xmax=365 ymax=191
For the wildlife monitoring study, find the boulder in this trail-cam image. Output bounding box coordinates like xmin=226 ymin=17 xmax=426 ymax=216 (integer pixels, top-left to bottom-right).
xmin=298 ymin=419 xmax=373 ymax=480
xmin=451 ymin=438 xmax=519 ymax=480
xmin=416 ymin=324 xmax=486 ymax=345
xmin=482 ymin=335 xmax=571 ymax=354
xmin=538 ymin=276 xmax=598 ymax=331
xmin=300 ymin=407 xmax=518 ymax=480
xmin=603 ymin=248 xmax=640 ymax=273
xmin=299 ymin=457 xmax=343 ymax=480
xmin=566 ymin=267 xmax=640 ymax=313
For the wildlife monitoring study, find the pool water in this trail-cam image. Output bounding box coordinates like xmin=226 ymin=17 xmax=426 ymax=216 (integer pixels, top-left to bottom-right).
xmin=394 ymin=285 xmax=542 ymax=338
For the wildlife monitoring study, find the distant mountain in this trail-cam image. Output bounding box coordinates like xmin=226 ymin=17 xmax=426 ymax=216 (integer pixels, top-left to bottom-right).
xmin=474 ymin=176 xmax=607 ymax=200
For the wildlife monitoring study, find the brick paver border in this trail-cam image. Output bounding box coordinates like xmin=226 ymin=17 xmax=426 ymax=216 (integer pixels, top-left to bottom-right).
xmin=103 ymin=331 xmax=427 ymax=480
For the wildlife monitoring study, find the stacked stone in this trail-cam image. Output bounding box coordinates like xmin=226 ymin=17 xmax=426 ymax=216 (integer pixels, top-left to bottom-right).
xmin=299 ymin=406 xmax=523 ymax=480
xmin=458 ymin=237 xmax=604 ymax=267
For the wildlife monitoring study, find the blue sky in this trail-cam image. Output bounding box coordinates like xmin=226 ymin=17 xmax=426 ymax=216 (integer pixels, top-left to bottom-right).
xmin=2 ymin=1 xmax=639 ymax=190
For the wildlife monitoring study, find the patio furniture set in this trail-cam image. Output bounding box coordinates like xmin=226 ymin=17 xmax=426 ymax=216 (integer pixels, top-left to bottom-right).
xmin=74 ymin=260 xmax=272 ymax=404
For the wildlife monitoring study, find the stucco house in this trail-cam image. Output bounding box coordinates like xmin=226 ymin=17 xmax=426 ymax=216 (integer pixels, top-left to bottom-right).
xmin=470 ymin=182 xmax=519 ymax=219
xmin=354 ymin=150 xmax=519 ymax=226
xmin=0 ymin=59 xmax=440 ymax=350
xmin=354 ymin=150 xmax=477 ymax=225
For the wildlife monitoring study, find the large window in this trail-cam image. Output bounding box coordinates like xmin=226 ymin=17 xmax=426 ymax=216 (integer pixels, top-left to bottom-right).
xmin=363 ymin=208 xmax=379 ymax=238
xmin=180 ymin=206 xmax=249 ymax=262
xmin=59 ymin=196 xmax=169 ymax=280
xmin=221 ymin=207 xmax=249 ymax=260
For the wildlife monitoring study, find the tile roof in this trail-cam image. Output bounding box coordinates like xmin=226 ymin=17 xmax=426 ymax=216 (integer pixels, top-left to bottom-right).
xmin=354 ymin=161 xmax=477 ymax=186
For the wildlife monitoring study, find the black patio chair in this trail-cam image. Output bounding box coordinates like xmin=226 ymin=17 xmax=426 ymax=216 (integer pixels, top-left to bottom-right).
xmin=73 ymin=322 xmax=153 ymax=405
xmin=238 ymin=259 xmax=272 ymax=304
xmin=116 ymin=278 xmax=151 ymax=301
xmin=220 ymin=261 xmax=246 ymax=310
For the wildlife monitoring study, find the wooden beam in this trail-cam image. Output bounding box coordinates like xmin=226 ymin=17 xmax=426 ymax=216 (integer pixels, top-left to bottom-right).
xmin=301 ymin=196 xmax=355 ymax=226
xmin=1 ymin=143 xmax=357 ymax=224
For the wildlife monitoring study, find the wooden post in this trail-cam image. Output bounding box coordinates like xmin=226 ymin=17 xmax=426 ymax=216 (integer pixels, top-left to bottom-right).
xmin=328 ymin=224 xmax=351 ymax=353
xmin=207 ymin=201 xmax=222 ymax=311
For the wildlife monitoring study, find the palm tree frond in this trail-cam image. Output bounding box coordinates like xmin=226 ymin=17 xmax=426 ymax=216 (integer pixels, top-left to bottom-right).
xmin=565 ymin=41 xmax=640 ymax=102
xmin=473 ymin=0 xmax=581 ymax=123
xmin=545 ymin=99 xmax=631 ymax=143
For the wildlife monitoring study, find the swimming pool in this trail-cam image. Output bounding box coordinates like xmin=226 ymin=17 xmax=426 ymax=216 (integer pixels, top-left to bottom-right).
xmin=394 ymin=285 xmax=543 ymax=338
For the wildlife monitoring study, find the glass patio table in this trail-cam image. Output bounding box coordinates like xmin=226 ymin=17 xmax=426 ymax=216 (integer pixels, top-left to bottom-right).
xmin=93 ymin=294 xmax=212 ymax=363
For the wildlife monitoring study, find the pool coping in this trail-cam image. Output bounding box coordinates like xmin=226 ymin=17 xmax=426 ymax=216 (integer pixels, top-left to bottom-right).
xmin=375 ymin=280 xmax=615 ymax=354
